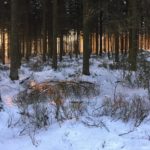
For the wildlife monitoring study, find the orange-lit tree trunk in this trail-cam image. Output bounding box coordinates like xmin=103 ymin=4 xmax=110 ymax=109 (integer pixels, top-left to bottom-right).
xmin=2 ymin=29 xmax=5 ymax=64
xmin=115 ymin=31 xmax=119 ymax=62
xmin=99 ymin=10 xmax=103 ymax=56
xmin=107 ymin=33 xmax=110 ymax=59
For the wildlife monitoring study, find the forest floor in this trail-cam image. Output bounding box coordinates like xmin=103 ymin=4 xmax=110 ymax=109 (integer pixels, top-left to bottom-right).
xmin=0 ymin=52 xmax=150 ymax=150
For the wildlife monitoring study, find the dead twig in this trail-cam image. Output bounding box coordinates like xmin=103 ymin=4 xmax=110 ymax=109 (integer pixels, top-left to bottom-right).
xmin=119 ymin=129 xmax=136 ymax=136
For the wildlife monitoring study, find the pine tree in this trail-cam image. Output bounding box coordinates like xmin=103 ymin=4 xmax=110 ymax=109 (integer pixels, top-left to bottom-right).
xmin=128 ymin=0 xmax=138 ymax=70
xmin=10 ymin=0 xmax=20 ymax=80
xmin=82 ymin=0 xmax=91 ymax=75
xmin=52 ymin=0 xmax=58 ymax=70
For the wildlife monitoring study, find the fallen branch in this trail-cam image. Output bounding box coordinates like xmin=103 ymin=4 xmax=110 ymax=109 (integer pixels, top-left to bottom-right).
xmin=82 ymin=117 xmax=110 ymax=132
xmin=19 ymin=77 xmax=30 ymax=84
xmin=119 ymin=129 xmax=136 ymax=136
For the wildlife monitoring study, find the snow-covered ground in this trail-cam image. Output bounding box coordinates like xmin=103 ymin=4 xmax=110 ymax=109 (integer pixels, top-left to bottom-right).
xmin=0 ymin=55 xmax=150 ymax=150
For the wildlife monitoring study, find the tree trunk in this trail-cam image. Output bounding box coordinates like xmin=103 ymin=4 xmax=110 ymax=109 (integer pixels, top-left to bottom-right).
xmin=128 ymin=0 xmax=138 ymax=70
xmin=96 ymin=28 xmax=99 ymax=55
xmin=10 ymin=0 xmax=19 ymax=80
xmin=82 ymin=0 xmax=90 ymax=75
xmin=103 ymin=32 xmax=106 ymax=53
xmin=2 ymin=30 xmax=5 ymax=64
xmin=42 ymin=0 xmax=47 ymax=62
xmin=115 ymin=31 xmax=119 ymax=62
xmin=99 ymin=11 xmax=103 ymax=56
xmin=75 ymin=30 xmax=80 ymax=58
xmin=52 ymin=0 xmax=58 ymax=70
xmin=121 ymin=33 xmax=124 ymax=54
xmin=108 ymin=33 xmax=110 ymax=59
xmin=124 ymin=32 xmax=128 ymax=55
xmin=59 ymin=33 xmax=63 ymax=61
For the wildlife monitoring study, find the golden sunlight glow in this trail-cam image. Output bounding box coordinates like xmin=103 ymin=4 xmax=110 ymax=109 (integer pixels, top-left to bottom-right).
xmin=0 ymin=29 xmax=150 ymax=63
xmin=29 ymin=80 xmax=37 ymax=87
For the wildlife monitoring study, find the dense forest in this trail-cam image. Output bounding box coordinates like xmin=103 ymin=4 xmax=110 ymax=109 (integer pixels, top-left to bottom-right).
xmin=1 ymin=1 xmax=150 ymax=149
xmin=0 ymin=0 xmax=150 ymax=80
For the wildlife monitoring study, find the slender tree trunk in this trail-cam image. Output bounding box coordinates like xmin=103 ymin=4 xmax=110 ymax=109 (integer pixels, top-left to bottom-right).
xmin=48 ymin=29 xmax=53 ymax=58
xmin=22 ymin=34 xmax=25 ymax=57
xmin=103 ymin=32 xmax=106 ymax=53
xmin=42 ymin=0 xmax=47 ymax=62
xmin=75 ymin=30 xmax=80 ymax=58
xmin=26 ymin=35 xmax=31 ymax=60
xmin=108 ymin=33 xmax=110 ymax=59
xmin=96 ymin=28 xmax=99 ymax=55
xmin=48 ymin=22 xmax=53 ymax=58
xmin=47 ymin=0 xmax=53 ymax=58
xmin=115 ymin=31 xmax=119 ymax=62
xmin=99 ymin=11 xmax=103 ymax=56
xmin=145 ymin=34 xmax=147 ymax=50
xmin=82 ymin=0 xmax=90 ymax=75
xmin=2 ymin=30 xmax=5 ymax=64
xmin=52 ymin=0 xmax=58 ymax=70
xmin=148 ymin=34 xmax=150 ymax=49
xmin=121 ymin=33 xmax=124 ymax=54
xmin=34 ymin=36 xmax=38 ymax=55
xmin=59 ymin=33 xmax=63 ymax=61
xmin=128 ymin=0 xmax=138 ymax=70
xmin=39 ymin=38 xmax=42 ymax=53
xmin=7 ymin=29 xmax=11 ymax=59
xmin=89 ymin=34 xmax=92 ymax=55
xmin=10 ymin=0 xmax=19 ymax=80
xmin=25 ymin=13 xmax=31 ymax=60
xmin=124 ymin=32 xmax=128 ymax=55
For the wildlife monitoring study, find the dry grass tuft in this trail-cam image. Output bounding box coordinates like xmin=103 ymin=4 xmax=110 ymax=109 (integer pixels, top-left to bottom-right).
xmin=95 ymin=95 xmax=150 ymax=126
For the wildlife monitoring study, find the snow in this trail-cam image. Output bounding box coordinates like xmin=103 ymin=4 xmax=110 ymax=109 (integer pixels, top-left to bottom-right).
xmin=1 ymin=116 xmax=150 ymax=150
xmin=146 ymin=57 xmax=150 ymax=62
xmin=0 ymin=56 xmax=150 ymax=150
